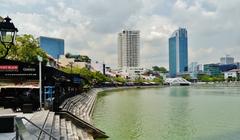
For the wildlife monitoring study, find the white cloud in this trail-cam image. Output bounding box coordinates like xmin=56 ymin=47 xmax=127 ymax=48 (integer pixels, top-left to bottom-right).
xmin=2 ymin=0 xmax=46 ymax=5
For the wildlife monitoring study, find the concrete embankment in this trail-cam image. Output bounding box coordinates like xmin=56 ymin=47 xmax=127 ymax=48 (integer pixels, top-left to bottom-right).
xmin=59 ymin=89 xmax=108 ymax=139
xmin=59 ymin=85 xmax=163 ymax=139
xmin=192 ymin=81 xmax=240 ymax=87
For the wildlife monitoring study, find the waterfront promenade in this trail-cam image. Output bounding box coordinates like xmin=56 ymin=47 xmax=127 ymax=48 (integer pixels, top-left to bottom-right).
xmin=0 ymin=85 xmax=161 ymax=140
xmin=1 ymin=83 xmax=239 ymax=139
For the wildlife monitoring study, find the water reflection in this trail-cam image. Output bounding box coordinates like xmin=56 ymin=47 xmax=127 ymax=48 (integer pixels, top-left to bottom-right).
xmin=169 ymin=87 xmax=189 ymax=97
xmin=195 ymin=130 xmax=240 ymax=140
xmin=164 ymin=87 xmax=195 ymax=140
xmin=95 ymin=90 xmax=143 ymax=140
xmin=114 ymin=91 xmax=143 ymax=140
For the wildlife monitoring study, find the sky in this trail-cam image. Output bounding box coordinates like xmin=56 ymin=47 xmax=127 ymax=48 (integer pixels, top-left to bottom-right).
xmin=1 ymin=0 xmax=240 ymax=69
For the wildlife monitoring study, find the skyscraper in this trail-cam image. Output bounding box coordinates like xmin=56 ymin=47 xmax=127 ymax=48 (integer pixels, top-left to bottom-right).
xmin=169 ymin=28 xmax=188 ymax=77
xmin=39 ymin=36 xmax=64 ymax=59
xmin=118 ymin=30 xmax=140 ymax=68
xmin=220 ymin=55 xmax=234 ymax=64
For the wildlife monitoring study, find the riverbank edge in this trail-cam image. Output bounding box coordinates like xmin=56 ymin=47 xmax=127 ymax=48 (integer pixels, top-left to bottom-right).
xmin=192 ymin=82 xmax=240 ymax=87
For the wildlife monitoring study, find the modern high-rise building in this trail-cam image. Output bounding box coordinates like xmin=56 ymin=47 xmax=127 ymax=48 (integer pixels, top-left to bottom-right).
xmin=118 ymin=30 xmax=140 ymax=68
xmin=169 ymin=28 xmax=188 ymax=77
xmin=39 ymin=36 xmax=64 ymax=59
xmin=188 ymin=62 xmax=198 ymax=72
xmin=220 ymin=55 xmax=234 ymax=64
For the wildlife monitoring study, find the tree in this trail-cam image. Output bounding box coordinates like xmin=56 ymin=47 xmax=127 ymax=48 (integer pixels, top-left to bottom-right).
xmin=213 ymin=74 xmax=224 ymax=82
xmin=152 ymin=66 xmax=167 ymax=73
xmin=60 ymin=66 xmax=111 ymax=85
xmin=65 ymin=52 xmax=91 ymax=63
xmin=134 ymin=76 xmax=148 ymax=83
xmin=1 ymin=34 xmax=48 ymax=64
xmin=152 ymin=77 xmax=163 ymax=84
xmin=65 ymin=53 xmax=71 ymax=58
xmin=227 ymin=77 xmax=236 ymax=82
xmin=79 ymin=67 xmax=94 ymax=81
xmin=182 ymin=74 xmax=191 ymax=81
xmin=197 ymin=74 xmax=224 ymax=82
xmin=93 ymin=71 xmax=110 ymax=84
xmin=198 ymin=74 xmax=212 ymax=82
xmin=113 ymin=77 xmax=126 ymax=83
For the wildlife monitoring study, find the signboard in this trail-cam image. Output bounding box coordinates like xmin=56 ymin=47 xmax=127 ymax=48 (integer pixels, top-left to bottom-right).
xmin=0 ymin=65 xmax=18 ymax=71
xmin=0 ymin=60 xmax=39 ymax=80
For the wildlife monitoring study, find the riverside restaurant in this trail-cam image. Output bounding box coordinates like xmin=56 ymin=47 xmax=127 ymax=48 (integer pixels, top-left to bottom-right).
xmin=0 ymin=59 xmax=87 ymax=112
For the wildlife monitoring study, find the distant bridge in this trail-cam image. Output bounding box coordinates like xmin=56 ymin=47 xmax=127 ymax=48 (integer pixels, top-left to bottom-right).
xmin=165 ymin=77 xmax=191 ymax=86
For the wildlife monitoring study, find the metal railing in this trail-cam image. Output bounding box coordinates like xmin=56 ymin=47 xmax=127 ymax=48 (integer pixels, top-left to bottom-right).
xmin=14 ymin=117 xmax=57 ymax=140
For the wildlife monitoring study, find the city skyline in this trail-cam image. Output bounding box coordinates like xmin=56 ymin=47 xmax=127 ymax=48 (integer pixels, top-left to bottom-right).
xmin=1 ymin=0 xmax=240 ymax=68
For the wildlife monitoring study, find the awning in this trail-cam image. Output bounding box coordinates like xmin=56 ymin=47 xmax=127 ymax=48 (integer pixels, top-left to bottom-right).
xmin=0 ymin=85 xmax=39 ymax=89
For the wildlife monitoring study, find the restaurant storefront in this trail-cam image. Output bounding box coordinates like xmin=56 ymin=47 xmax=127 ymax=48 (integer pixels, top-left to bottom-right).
xmin=0 ymin=59 xmax=86 ymax=111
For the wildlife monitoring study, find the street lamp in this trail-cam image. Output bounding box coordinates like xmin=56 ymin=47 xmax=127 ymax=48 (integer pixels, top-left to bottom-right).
xmin=37 ymin=55 xmax=43 ymax=110
xmin=0 ymin=16 xmax=18 ymax=59
xmin=69 ymin=62 xmax=73 ymax=74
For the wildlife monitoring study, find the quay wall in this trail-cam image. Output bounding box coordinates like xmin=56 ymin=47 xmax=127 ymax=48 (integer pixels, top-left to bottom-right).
xmin=192 ymin=81 xmax=240 ymax=87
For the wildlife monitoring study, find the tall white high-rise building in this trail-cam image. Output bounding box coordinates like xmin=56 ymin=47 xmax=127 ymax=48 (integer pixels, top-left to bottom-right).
xmin=118 ymin=30 xmax=140 ymax=68
xmin=220 ymin=55 xmax=234 ymax=64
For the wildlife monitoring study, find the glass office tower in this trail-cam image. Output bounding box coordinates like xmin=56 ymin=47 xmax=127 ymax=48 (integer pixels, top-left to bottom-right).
xmin=39 ymin=36 xmax=64 ymax=59
xmin=169 ymin=28 xmax=188 ymax=77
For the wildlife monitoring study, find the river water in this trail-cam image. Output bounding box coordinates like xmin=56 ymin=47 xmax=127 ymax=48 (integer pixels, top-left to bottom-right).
xmin=92 ymin=86 xmax=240 ymax=140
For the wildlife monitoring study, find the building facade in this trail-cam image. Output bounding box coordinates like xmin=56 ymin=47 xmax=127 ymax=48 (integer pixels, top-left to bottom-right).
xmin=219 ymin=64 xmax=237 ymax=72
xmin=204 ymin=64 xmax=221 ymax=76
xmin=169 ymin=28 xmax=188 ymax=77
xmin=220 ymin=55 xmax=234 ymax=64
xmin=58 ymin=54 xmax=91 ymax=69
xmin=118 ymin=30 xmax=140 ymax=68
xmin=188 ymin=62 xmax=198 ymax=72
xmin=224 ymin=69 xmax=240 ymax=80
xmin=197 ymin=64 xmax=204 ymax=72
xmin=235 ymin=62 xmax=240 ymax=69
xmin=39 ymin=36 xmax=64 ymax=59
xmin=118 ymin=67 xmax=145 ymax=79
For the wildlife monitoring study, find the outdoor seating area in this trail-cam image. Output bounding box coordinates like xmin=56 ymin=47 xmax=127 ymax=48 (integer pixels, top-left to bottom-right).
xmin=0 ymin=88 xmax=107 ymax=140
xmin=11 ymin=110 xmax=93 ymax=140
xmin=60 ymin=89 xmax=98 ymax=123
xmin=59 ymin=89 xmax=103 ymax=140
xmin=27 ymin=110 xmax=92 ymax=140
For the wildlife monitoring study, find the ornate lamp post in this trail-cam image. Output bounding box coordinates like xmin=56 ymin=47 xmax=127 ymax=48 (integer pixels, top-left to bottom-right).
xmin=0 ymin=16 xmax=18 ymax=59
xmin=37 ymin=55 xmax=43 ymax=110
xmin=69 ymin=62 xmax=74 ymax=74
